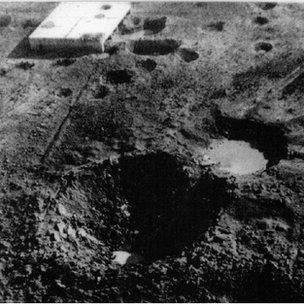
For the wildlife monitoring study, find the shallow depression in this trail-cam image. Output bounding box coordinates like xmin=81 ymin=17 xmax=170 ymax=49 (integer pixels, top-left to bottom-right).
xmin=206 ymin=139 xmax=268 ymax=175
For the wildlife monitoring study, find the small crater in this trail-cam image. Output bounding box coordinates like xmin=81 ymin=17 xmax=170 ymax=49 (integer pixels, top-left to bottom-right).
xmin=215 ymin=116 xmax=288 ymax=167
xmin=120 ymin=153 xmax=230 ymax=260
xmin=112 ymin=251 xmax=143 ymax=266
xmin=95 ymin=13 xmax=105 ymax=19
xmin=207 ymin=21 xmax=225 ymax=31
xmin=15 ymin=61 xmax=34 ymax=70
xmin=257 ymin=2 xmax=277 ymax=10
xmin=0 ymin=65 xmax=9 ymax=76
xmin=41 ymin=21 xmax=55 ymax=29
xmin=255 ymin=41 xmax=273 ymax=52
xmin=133 ymin=16 xmax=141 ymax=26
xmin=178 ymin=48 xmax=199 ymax=62
xmin=143 ymin=16 xmax=167 ymax=34
xmin=58 ymin=88 xmax=72 ymax=97
xmin=54 ymin=58 xmax=76 ymax=67
xmin=0 ymin=68 xmax=7 ymax=76
xmin=254 ymin=16 xmax=269 ymax=25
xmin=92 ymin=84 xmax=110 ymax=98
xmin=0 ymin=15 xmax=11 ymax=27
xmin=107 ymin=69 xmax=134 ymax=84
xmin=131 ymin=39 xmax=181 ymax=56
xmin=139 ymin=58 xmax=157 ymax=72
xmin=22 ymin=18 xmax=40 ymax=28
xmin=101 ymin=4 xmax=111 ymax=10
xmin=196 ymin=2 xmax=207 ymax=7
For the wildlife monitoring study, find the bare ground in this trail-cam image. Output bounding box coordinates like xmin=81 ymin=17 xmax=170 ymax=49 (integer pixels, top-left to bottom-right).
xmin=1 ymin=2 xmax=304 ymax=302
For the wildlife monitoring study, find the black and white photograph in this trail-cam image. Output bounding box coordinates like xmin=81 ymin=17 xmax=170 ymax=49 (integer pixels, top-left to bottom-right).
xmin=0 ymin=0 xmax=303 ymax=302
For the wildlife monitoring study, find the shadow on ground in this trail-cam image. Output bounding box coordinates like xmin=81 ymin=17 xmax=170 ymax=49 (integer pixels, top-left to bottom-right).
xmin=119 ymin=152 xmax=231 ymax=261
xmin=8 ymin=37 xmax=103 ymax=59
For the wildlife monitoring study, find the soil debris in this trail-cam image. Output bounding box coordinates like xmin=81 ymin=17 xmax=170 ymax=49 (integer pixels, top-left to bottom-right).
xmin=2 ymin=2 xmax=304 ymax=303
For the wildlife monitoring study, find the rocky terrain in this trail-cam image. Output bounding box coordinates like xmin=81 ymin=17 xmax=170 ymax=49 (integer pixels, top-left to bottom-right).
xmin=1 ymin=1 xmax=304 ymax=302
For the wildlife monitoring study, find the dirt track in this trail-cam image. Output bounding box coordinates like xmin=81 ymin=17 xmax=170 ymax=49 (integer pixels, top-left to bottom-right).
xmin=1 ymin=2 xmax=304 ymax=302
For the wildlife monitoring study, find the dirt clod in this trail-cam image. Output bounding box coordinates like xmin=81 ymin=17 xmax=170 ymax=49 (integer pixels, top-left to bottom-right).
xmin=56 ymin=204 xmax=68 ymax=217
xmin=207 ymin=21 xmax=225 ymax=31
xmin=15 ymin=61 xmax=34 ymax=70
xmin=106 ymin=42 xmax=127 ymax=55
xmin=254 ymin=16 xmax=269 ymax=25
xmin=178 ymin=48 xmax=199 ymax=62
xmin=58 ymin=88 xmax=72 ymax=97
xmin=255 ymin=41 xmax=273 ymax=52
xmin=92 ymin=84 xmax=110 ymax=98
xmin=41 ymin=21 xmax=55 ymax=28
xmin=0 ymin=66 xmax=8 ymax=76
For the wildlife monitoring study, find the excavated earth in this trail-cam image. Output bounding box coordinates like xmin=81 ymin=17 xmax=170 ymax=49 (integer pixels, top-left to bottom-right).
xmin=2 ymin=1 xmax=304 ymax=302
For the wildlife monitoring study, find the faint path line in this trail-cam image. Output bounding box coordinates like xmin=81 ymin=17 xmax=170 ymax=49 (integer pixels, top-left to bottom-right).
xmin=275 ymin=63 xmax=304 ymax=98
xmin=65 ymin=17 xmax=82 ymax=38
xmin=40 ymin=65 xmax=96 ymax=164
